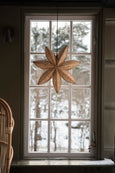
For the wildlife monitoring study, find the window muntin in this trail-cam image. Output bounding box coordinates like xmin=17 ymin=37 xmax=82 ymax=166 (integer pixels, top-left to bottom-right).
xmin=24 ymin=16 xmax=95 ymax=158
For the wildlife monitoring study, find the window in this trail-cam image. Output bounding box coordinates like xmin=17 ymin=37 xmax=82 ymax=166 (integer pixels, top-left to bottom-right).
xmin=24 ymin=15 xmax=96 ymax=159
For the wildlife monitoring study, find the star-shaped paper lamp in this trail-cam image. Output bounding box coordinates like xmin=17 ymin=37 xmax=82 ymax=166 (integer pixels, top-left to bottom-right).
xmin=34 ymin=46 xmax=80 ymax=93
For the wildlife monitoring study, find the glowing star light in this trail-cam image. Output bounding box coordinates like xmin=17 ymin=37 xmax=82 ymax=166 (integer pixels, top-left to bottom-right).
xmin=34 ymin=46 xmax=80 ymax=93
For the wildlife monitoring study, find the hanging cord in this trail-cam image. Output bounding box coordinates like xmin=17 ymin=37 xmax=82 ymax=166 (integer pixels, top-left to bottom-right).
xmin=56 ymin=6 xmax=59 ymax=58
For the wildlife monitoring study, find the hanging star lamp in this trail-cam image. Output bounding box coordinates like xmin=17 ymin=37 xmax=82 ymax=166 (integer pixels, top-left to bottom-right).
xmin=34 ymin=13 xmax=80 ymax=93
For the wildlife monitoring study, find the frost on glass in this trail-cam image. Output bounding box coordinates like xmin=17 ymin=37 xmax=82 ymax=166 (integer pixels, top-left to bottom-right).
xmin=50 ymin=121 xmax=68 ymax=152
xmin=71 ymin=121 xmax=90 ymax=153
xmin=50 ymin=89 xmax=69 ymax=119
xmin=72 ymin=21 xmax=91 ymax=53
xmin=30 ymin=21 xmax=49 ymax=52
xmin=71 ymin=89 xmax=90 ymax=119
xmin=29 ymin=121 xmax=48 ymax=152
xmin=52 ymin=21 xmax=70 ymax=52
xmin=72 ymin=55 xmax=91 ymax=86
xmin=29 ymin=88 xmax=49 ymax=118
xmin=30 ymin=54 xmax=48 ymax=86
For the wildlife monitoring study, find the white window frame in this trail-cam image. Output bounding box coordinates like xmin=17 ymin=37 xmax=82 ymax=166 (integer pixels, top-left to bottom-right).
xmin=24 ymin=15 xmax=96 ymax=159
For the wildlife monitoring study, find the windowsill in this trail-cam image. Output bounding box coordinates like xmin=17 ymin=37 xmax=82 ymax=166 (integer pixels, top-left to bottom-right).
xmin=12 ymin=158 xmax=114 ymax=167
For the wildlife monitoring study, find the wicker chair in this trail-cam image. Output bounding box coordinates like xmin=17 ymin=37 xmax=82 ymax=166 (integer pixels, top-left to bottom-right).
xmin=0 ymin=98 xmax=14 ymax=173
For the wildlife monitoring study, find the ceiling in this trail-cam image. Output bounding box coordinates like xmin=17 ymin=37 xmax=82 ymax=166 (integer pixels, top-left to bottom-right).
xmin=0 ymin=0 xmax=115 ymax=7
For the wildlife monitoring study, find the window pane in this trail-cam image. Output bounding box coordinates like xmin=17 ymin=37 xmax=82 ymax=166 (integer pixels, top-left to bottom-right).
xmin=72 ymin=21 xmax=91 ymax=53
xmin=50 ymin=88 xmax=69 ymax=119
xmin=31 ymin=54 xmax=47 ymax=61
xmin=71 ymin=89 xmax=91 ymax=119
xmin=29 ymin=88 xmax=49 ymax=118
xmin=52 ymin=21 xmax=70 ymax=52
xmin=72 ymin=55 xmax=91 ymax=86
xmin=71 ymin=121 xmax=90 ymax=153
xmin=30 ymin=54 xmax=48 ymax=86
xmin=50 ymin=121 xmax=68 ymax=152
xmin=30 ymin=21 xmax=49 ymax=52
xmin=29 ymin=120 xmax=48 ymax=152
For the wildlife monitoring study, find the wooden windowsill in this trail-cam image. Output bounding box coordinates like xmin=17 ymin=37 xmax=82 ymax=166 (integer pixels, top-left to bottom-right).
xmin=12 ymin=158 xmax=114 ymax=167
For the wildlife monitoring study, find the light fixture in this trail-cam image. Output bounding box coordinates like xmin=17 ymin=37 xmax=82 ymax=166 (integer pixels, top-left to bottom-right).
xmin=2 ymin=27 xmax=14 ymax=43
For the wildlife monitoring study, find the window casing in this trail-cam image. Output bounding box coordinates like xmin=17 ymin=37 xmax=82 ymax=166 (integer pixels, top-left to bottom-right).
xmin=24 ymin=15 xmax=96 ymax=159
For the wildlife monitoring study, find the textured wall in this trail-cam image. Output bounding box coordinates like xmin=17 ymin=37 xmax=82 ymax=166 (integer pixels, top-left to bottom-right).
xmin=0 ymin=6 xmax=21 ymax=160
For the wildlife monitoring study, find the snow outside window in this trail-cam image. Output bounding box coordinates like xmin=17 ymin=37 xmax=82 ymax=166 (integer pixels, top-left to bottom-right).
xmin=24 ymin=15 xmax=96 ymax=159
